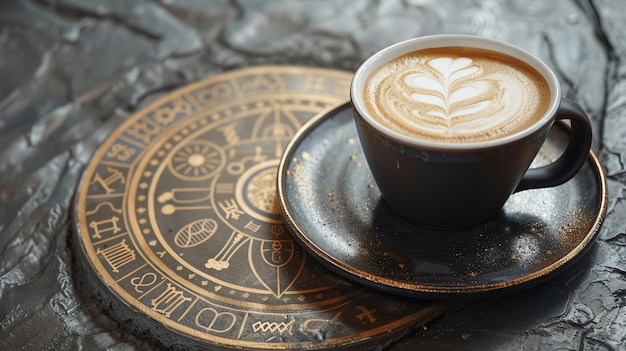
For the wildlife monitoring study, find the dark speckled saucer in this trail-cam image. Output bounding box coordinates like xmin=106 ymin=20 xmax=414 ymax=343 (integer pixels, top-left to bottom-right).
xmin=277 ymin=102 xmax=607 ymax=300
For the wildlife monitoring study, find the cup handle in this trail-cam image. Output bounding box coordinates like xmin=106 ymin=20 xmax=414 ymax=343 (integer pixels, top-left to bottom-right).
xmin=515 ymin=98 xmax=593 ymax=192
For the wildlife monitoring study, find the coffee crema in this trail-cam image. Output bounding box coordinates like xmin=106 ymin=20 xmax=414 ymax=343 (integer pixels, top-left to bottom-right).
xmin=363 ymin=47 xmax=551 ymax=143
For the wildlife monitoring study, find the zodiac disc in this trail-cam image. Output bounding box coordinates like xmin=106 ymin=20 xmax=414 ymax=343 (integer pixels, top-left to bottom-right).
xmin=73 ymin=66 xmax=443 ymax=350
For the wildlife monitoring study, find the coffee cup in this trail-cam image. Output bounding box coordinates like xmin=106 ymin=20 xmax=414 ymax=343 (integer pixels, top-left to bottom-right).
xmin=350 ymin=35 xmax=592 ymax=229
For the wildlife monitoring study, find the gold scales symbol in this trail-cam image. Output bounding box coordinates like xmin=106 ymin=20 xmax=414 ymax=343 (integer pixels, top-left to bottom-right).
xmin=74 ymin=66 xmax=440 ymax=350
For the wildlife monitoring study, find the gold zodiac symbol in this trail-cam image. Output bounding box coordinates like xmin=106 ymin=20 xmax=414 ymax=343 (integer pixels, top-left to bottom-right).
xmin=218 ymin=199 xmax=244 ymax=220
xmin=355 ymin=306 xmax=377 ymax=323
xmin=106 ymin=143 xmax=136 ymax=161
xmin=252 ymin=317 xmax=295 ymax=335
xmin=96 ymin=239 xmax=135 ymax=273
xmin=86 ymin=202 xmax=122 ymax=216
xmin=150 ymin=283 xmax=191 ymax=318
xmin=194 ymin=308 xmax=237 ymax=333
xmin=90 ymin=167 xmax=125 ymax=194
xmin=301 ymin=311 xmax=342 ymax=336
xmin=125 ymin=119 xmax=161 ymax=145
xmin=130 ymin=272 xmax=158 ymax=293
xmin=89 ymin=216 xmax=121 ymax=239
xmin=152 ymin=96 xmax=195 ymax=126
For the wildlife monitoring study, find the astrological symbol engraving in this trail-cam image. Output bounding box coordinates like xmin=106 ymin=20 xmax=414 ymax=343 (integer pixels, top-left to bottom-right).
xmin=355 ymin=306 xmax=377 ymax=323
xmin=260 ymin=240 xmax=293 ymax=267
xmin=194 ymin=308 xmax=237 ymax=333
xmin=252 ymin=317 xmax=295 ymax=335
xmin=271 ymin=242 xmax=283 ymax=264
xmin=218 ymin=199 xmax=244 ymax=220
xmin=227 ymin=146 xmax=266 ymax=175
xmin=86 ymin=202 xmax=122 ymax=216
xmin=106 ymin=143 xmax=136 ymax=161
xmin=97 ymin=239 xmax=136 ymax=273
xmin=244 ymin=220 xmax=261 ymax=233
xmin=205 ymin=231 xmax=249 ymax=271
xmin=130 ymin=272 xmax=158 ymax=293
xmin=91 ymin=167 xmax=125 ymax=194
xmin=217 ymin=123 xmax=240 ymax=146
xmin=152 ymin=97 xmax=195 ymax=126
xmin=174 ymin=219 xmax=218 ymax=248
xmin=158 ymin=187 xmax=212 ymax=215
xmin=150 ymin=283 xmax=191 ymax=318
xmin=125 ymin=119 xmax=161 ymax=144
xmin=89 ymin=216 xmax=121 ymax=239
xmin=301 ymin=311 xmax=342 ymax=335
xmin=270 ymin=225 xmax=284 ymax=236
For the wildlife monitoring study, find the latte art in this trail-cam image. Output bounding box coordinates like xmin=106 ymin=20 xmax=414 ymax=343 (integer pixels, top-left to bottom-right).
xmin=364 ymin=47 xmax=550 ymax=142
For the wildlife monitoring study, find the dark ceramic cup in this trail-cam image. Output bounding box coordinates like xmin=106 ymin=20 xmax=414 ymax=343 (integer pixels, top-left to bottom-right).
xmin=350 ymin=35 xmax=592 ymax=229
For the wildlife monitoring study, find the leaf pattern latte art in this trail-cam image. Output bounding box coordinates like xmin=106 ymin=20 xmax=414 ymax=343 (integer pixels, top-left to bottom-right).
xmin=402 ymin=56 xmax=528 ymax=135
xmin=406 ymin=57 xmax=492 ymax=122
xmin=367 ymin=51 xmax=540 ymax=141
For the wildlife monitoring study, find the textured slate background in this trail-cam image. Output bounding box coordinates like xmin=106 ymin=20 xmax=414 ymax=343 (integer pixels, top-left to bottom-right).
xmin=1 ymin=0 xmax=625 ymax=350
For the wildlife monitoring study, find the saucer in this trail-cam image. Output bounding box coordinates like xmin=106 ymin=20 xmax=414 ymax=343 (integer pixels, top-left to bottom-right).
xmin=277 ymin=102 xmax=607 ymax=299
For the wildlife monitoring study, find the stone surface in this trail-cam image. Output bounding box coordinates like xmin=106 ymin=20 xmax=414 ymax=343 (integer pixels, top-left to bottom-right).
xmin=1 ymin=0 xmax=625 ymax=350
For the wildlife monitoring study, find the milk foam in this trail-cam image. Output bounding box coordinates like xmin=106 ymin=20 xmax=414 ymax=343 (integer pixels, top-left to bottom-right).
xmin=363 ymin=47 xmax=550 ymax=142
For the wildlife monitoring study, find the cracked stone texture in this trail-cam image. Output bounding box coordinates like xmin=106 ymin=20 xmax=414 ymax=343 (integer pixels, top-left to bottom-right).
xmin=1 ymin=0 xmax=625 ymax=350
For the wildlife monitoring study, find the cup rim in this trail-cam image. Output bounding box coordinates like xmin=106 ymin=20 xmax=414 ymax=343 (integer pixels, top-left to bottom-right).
xmin=350 ymin=34 xmax=562 ymax=150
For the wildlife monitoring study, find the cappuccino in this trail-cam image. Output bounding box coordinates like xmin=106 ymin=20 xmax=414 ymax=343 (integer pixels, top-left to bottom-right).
xmin=363 ymin=47 xmax=550 ymax=143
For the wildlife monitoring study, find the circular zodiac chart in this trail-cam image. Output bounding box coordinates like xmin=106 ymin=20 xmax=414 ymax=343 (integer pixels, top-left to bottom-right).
xmin=73 ymin=66 xmax=443 ymax=350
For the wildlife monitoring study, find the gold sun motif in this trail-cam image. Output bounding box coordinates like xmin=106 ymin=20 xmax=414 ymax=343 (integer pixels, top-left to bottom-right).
xmin=169 ymin=140 xmax=225 ymax=180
